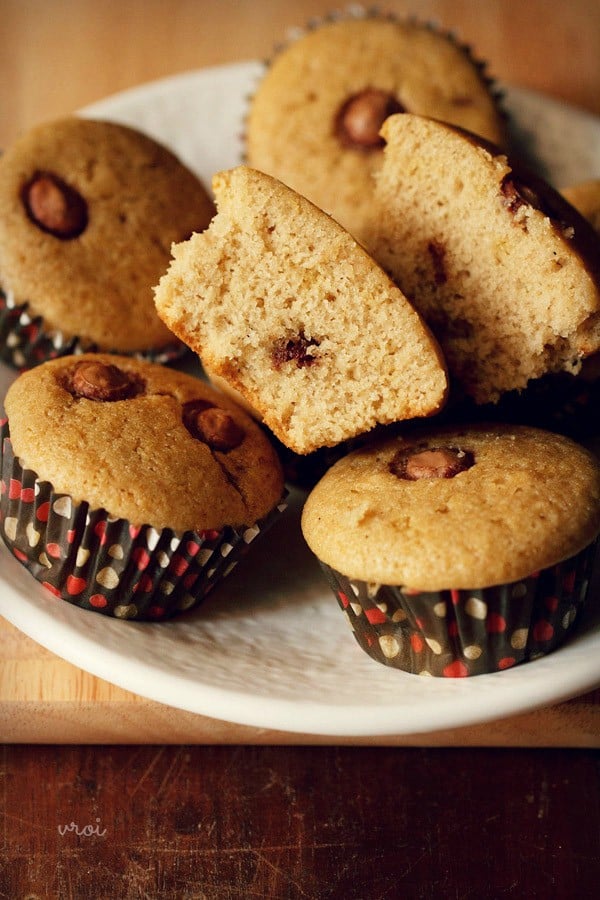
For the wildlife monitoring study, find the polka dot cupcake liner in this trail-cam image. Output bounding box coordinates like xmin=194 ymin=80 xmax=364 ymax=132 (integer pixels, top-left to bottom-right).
xmin=0 ymin=286 xmax=187 ymax=371
xmin=319 ymin=545 xmax=597 ymax=676
xmin=0 ymin=419 xmax=287 ymax=620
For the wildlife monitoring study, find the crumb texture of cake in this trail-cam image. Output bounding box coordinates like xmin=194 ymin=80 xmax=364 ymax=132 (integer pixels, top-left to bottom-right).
xmin=246 ymin=16 xmax=506 ymax=241
xmin=368 ymin=114 xmax=600 ymax=405
xmin=154 ymin=166 xmax=448 ymax=455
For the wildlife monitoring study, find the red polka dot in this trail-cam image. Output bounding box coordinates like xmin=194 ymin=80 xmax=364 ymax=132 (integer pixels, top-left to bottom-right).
xmin=66 ymin=575 xmax=87 ymax=596
xmin=170 ymin=555 xmax=189 ymax=577
xmin=498 ymin=657 xmax=516 ymax=670
xmin=450 ymin=589 xmax=461 ymax=605
xmin=133 ymin=547 xmax=151 ymax=570
xmin=443 ymin=660 xmax=469 ymax=678
xmin=129 ymin=525 xmax=141 ymax=539
xmin=410 ymin=634 xmax=424 ymax=653
xmin=562 ymin=570 xmax=576 ymax=593
xmin=365 ymin=607 xmax=387 ymax=625
xmin=46 ymin=543 xmax=62 ymax=559
xmin=183 ymin=572 xmax=198 ymax=590
xmin=545 ymin=595 xmax=559 ymax=612
xmin=13 ymin=548 xmax=28 ymax=562
xmin=67 ymin=530 xmax=77 ymax=544
xmin=8 ymin=479 xmax=22 ymax=500
xmin=0 ymin=479 xmax=6 ymax=495
xmin=36 ymin=502 xmax=50 ymax=522
xmin=200 ymin=529 xmax=221 ymax=541
xmin=486 ymin=612 xmax=507 ymax=633
xmin=186 ymin=541 xmax=201 ymax=556
xmin=148 ymin=605 xmax=166 ymax=618
xmin=94 ymin=521 xmax=108 ymax=545
xmin=415 ymin=617 xmax=426 ymax=630
xmin=448 ymin=621 xmax=459 ymax=637
xmin=89 ymin=594 xmax=108 ymax=608
xmin=533 ymin=620 xmax=554 ymax=642
xmin=20 ymin=488 xmax=35 ymax=503
xmin=338 ymin=591 xmax=350 ymax=608
xmin=42 ymin=582 xmax=62 ymax=598
xmin=133 ymin=574 xmax=154 ymax=593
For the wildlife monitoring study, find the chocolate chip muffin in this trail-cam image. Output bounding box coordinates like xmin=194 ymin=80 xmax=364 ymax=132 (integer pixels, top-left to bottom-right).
xmin=301 ymin=423 xmax=600 ymax=676
xmin=246 ymin=13 xmax=506 ymax=242
xmin=367 ymin=113 xmax=600 ymax=405
xmin=0 ymin=354 xmax=285 ymax=619
xmin=154 ymin=165 xmax=449 ymax=456
xmin=0 ymin=117 xmax=215 ymax=368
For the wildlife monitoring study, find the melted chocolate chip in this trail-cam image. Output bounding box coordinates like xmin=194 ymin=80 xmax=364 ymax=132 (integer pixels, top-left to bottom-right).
xmin=182 ymin=400 xmax=244 ymax=451
xmin=271 ymin=332 xmax=320 ymax=370
xmin=334 ymin=88 xmax=405 ymax=150
xmin=389 ymin=446 xmax=475 ymax=480
xmin=68 ymin=361 xmax=143 ymax=402
xmin=22 ymin=171 xmax=88 ymax=239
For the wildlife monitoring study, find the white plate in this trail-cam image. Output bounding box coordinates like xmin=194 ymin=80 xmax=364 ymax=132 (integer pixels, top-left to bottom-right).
xmin=1 ymin=61 xmax=600 ymax=738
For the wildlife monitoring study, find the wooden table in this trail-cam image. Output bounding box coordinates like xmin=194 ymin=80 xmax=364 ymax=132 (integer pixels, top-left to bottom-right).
xmin=1 ymin=2 xmax=600 ymax=897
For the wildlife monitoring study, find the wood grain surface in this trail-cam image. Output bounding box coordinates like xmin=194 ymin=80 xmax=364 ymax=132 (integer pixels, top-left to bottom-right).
xmin=0 ymin=0 xmax=600 ymax=748
xmin=1 ymin=4 xmax=600 ymax=897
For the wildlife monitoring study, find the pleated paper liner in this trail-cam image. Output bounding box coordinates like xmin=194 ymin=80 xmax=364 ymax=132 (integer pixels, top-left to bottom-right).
xmin=0 ymin=287 xmax=187 ymax=371
xmin=319 ymin=543 xmax=598 ymax=676
xmin=0 ymin=420 xmax=287 ymax=620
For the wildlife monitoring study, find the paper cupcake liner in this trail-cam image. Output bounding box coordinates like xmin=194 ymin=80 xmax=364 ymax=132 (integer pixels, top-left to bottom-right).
xmin=0 ymin=287 xmax=186 ymax=371
xmin=0 ymin=420 xmax=287 ymax=620
xmin=320 ymin=543 xmax=597 ymax=676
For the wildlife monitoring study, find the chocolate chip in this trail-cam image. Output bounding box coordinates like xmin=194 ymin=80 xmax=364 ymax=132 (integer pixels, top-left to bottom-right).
xmin=389 ymin=446 xmax=475 ymax=480
xmin=69 ymin=361 xmax=143 ymax=401
xmin=500 ymin=174 xmax=544 ymax=216
xmin=271 ymin=332 xmax=320 ymax=370
xmin=22 ymin=171 xmax=88 ymax=239
xmin=182 ymin=400 xmax=244 ymax=451
xmin=334 ymin=89 xmax=404 ymax=150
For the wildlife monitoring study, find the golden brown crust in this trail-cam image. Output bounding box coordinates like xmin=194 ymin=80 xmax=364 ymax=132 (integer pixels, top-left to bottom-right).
xmin=5 ymin=353 xmax=284 ymax=530
xmin=0 ymin=117 xmax=215 ymax=352
xmin=301 ymin=423 xmax=600 ymax=589
xmin=246 ymin=16 xmax=507 ymax=242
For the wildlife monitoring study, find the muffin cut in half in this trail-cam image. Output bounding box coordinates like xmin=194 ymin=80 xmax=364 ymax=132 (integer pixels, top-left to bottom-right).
xmin=367 ymin=114 xmax=600 ymax=405
xmin=154 ymin=166 xmax=448 ymax=455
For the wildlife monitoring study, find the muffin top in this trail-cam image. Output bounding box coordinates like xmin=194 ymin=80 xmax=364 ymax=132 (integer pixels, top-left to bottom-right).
xmin=301 ymin=424 xmax=600 ymax=590
xmin=4 ymin=354 xmax=284 ymax=531
xmin=246 ymin=15 xmax=506 ymax=242
xmin=0 ymin=117 xmax=215 ymax=353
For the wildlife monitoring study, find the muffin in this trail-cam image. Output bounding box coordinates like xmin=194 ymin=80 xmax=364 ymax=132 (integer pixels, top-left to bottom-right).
xmin=246 ymin=12 xmax=506 ymax=242
xmin=0 ymin=354 xmax=286 ymax=619
xmin=0 ymin=117 xmax=215 ymax=368
xmin=301 ymin=424 xmax=600 ymax=676
xmin=154 ymin=165 xmax=448 ymax=456
xmin=367 ymin=113 xmax=600 ymax=405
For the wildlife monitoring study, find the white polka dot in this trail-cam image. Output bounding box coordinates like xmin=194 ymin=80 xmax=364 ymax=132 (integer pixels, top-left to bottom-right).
xmin=511 ymin=628 xmax=529 ymax=650
xmin=26 ymin=523 xmax=40 ymax=547
xmin=464 ymin=644 xmax=483 ymax=660
xmin=108 ymin=544 xmax=124 ymax=560
xmin=52 ymin=496 xmax=72 ymax=518
xmin=562 ymin=608 xmax=577 ymax=629
xmin=38 ymin=552 xmax=52 ymax=569
xmin=433 ymin=601 xmax=447 ymax=618
xmin=511 ymin=582 xmax=528 ymax=599
xmin=220 ymin=542 xmax=233 ymax=557
xmin=3 ymin=517 xmax=18 ymax=542
xmin=425 ymin=637 xmax=443 ymax=655
xmin=157 ymin=551 xmax=170 ymax=568
xmin=76 ymin=547 xmax=90 ymax=567
xmin=350 ymin=582 xmax=360 ymax=597
xmin=418 ymin=670 xmax=433 ymax=677
xmin=114 ymin=604 xmax=138 ymax=619
xmin=177 ymin=593 xmax=197 ymax=611
xmin=465 ymin=596 xmax=488 ymax=620
xmin=146 ymin=527 xmax=160 ymax=550
xmin=198 ymin=549 xmax=213 ymax=566
xmin=160 ymin=581 xmax=175 ymax=596
xmin=350 ymin=602 xmax=363 ymax=617
xmin=391 ymin=609 xmax=407 ymax=623
xmin=379 ymin=635 xmax=400 ymax=659
xmin=376 ymin=602 xmax=388 ymax=614
xmin=243 ymin=525 xmax=260 ymax=543
xmin=96 ymin=567 xmax=120 ymax=589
